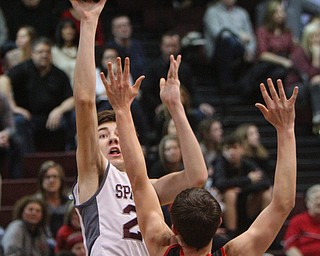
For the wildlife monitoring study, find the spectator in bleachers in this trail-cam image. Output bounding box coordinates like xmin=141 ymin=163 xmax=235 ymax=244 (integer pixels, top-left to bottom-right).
xmin=60 ymin=2 xmax=104 ymax=47
xmin=52 ymin=19 xmax=79 ymax=88
xmin=240 ymin=0 xmax=296 ymax=103
xmin=234 ymin=123 xmax=273 ymax=176
xmin=0 ymin=37 xmax=75 ymax=153
xmin=64 ymin=232 xmax=85 ymax=256
xmin=149 ymin=134 xmax=184 ymax=179
xmin=203 ymin=0 xmax=256 ymax=93
xmin=141 ymin=31 xmax=195 ymax=127
xmin=211 ymin=133 xmax=272 ymax=237
xmin=149 ymin=134 xmax=184 ymax=228
xmin=283 ymin=184 xmax=320 ymax=256
xmin=1 ymin=195 xmax=50 ymax=256
xmin=55 ymin=203 xmax=81 ymax=254
xmin=96 ymin=46 xmax=133 ymax=104
xmin=197 ymin=118 xmax=224 ymax=169
xmin=197 ymin=118 xmax=224 ymax=193
xmin=6 ymin=0 xmax=57 ymax=42
xmin=285 ymin=20 xmax=320 ymax=136
xmin=34 ymin=160 xmax=73 ymax=243
xmin=108 ymin=15 xmax=146 ymax=81
xmin=3 ymin=26 xmax=37 ymax=72
xmin=0 ymin=92 xmax=23 ymax=179
xmin=256 ymin=0 xmax=320 ymax=42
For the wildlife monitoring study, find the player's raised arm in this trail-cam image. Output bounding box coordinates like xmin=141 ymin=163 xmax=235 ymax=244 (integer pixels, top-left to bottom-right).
xmin=225 ymin=79 xmax=298 ymax=256
xmin=70 ymin=0 xmax=108 ymax=203
xmin=152 ymin=55 xmax=208 ymax=205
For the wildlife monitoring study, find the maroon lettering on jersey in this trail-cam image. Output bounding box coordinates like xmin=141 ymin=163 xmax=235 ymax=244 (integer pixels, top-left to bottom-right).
xmin=115 ymin=184 xmax=133 ymax=199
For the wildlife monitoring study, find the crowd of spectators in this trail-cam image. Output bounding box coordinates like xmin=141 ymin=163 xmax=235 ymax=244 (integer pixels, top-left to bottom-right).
xmin=0 ymin=0 xmax=320 ymax=254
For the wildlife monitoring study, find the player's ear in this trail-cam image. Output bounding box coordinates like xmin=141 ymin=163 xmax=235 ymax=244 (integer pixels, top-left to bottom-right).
xmin=219 ymin=217 xmax=223 ymax=227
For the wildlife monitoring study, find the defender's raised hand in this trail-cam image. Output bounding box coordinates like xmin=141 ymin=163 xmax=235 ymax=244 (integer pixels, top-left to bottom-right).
xmin=101 ymin=57 xmax=144 ymax=111
xmin=159 ymin=55 xmax=182 ymax=108
xmin=255 ymin=78 xmax=298 ymax=131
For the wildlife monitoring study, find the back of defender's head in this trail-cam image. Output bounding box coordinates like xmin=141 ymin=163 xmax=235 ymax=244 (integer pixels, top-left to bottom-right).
xmin=98 ymin=109 xmax=116 ymax=126
xmin=170 ymin=188 xmax=222 ymax=250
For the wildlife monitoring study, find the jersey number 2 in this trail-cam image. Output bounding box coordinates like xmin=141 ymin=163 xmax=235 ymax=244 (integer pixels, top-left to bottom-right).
xmin=123 ymin=204 xmax=142 ymax=241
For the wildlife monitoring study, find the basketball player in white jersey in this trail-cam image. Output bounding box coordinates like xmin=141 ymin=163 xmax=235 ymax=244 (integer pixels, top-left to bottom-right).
xmin=70 ymin=0 xmax=207 ymax=255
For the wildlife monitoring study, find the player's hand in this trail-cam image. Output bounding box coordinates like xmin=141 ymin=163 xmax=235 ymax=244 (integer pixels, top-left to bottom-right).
xmin=255 ymin=78 xmax=298 ymax=131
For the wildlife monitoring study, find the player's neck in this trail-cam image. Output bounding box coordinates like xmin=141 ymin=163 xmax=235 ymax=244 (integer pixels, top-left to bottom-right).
xmin=179 ymin=238 xmax=212 ymax=256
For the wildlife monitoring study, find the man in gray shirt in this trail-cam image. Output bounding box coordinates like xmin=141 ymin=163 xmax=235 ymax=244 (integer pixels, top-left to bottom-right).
xmin=203 ymin=0 xmax=256 ymax=93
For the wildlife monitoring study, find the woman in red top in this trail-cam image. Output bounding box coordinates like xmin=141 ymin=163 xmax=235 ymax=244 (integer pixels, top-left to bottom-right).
xmin=255 ymin=0 xmax=295 ymax=70
xmin=284 ymin=184 xmax=320 ymax=256
xmin=240 ymin=0 xmax=296 ymax=102
xmin=55 ymin=203 xmax=81 ymax=253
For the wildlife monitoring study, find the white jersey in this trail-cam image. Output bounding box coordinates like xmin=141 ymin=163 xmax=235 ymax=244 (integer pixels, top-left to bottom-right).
xmin=73 ymin=162 xmax=149 ymax=256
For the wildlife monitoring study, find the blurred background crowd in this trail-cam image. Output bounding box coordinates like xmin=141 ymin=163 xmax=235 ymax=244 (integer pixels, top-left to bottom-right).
xmin=0 ymin=0 xmax=319 ymax=255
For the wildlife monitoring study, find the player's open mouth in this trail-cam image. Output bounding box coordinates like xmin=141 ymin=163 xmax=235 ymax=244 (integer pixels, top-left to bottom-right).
xmin=109 ymin=147 xmax=121 ymax=156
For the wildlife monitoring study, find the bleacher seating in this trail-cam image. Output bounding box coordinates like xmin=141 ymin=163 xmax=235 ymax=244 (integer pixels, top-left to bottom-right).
xmin=2 ymin=151 xmax=77 ymax=179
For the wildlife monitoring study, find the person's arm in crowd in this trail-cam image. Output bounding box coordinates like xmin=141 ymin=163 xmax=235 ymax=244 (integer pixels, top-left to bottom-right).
xmin=0 ymin=93 xmax=15 ymax=148
xmin=46 ymin=97 xmax=74 ymax=131
xmin=0 ymin=75 xmax=31 ymax=120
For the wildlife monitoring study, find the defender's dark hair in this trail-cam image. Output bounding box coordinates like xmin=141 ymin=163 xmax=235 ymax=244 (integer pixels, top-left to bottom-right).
xmin=170 ymin=188 xmax=222 ymax=250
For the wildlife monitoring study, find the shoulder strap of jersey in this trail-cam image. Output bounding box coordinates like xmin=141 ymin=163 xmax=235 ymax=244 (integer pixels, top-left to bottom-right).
xmin=212 ymin=246 xmax=227 ymax=256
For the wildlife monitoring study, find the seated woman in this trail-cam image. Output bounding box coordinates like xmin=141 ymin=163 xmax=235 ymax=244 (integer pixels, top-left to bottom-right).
xmin=1 ymin=195 xmax=50 ymax=256
xmin=34 ymin=160 xmax=73 ymax=242
xmin=234 ymin=123 xmax=273 ymax=177
xmin=240 ymin=0 xmax=296 ymax=102
xmin=51 ymin=19 xmax=79 ymax=88
xmin=3 ymin=25 xmax=36 ymax=72
xmin=149 ymin=134 xmax=184 ymax=179
xmin=284 ymin=184 xmax=320 ymax=256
